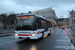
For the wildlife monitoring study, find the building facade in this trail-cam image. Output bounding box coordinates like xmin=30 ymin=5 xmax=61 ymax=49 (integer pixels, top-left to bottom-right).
xmin=0 ymin=14 xmax=7 ymax=29
xmin=56 ymin=18 xmax=69 ymax=27
xmin=70 ymin=10 xmax=75 ymax=27
xmin=0 ymin=14 xmax=16 ymax=29
xmin=32 ymin=7 xmax=56 ymax=22
xmin=7 ymin=14 xmax=16 ymax=29
xmin=0 ymin=16 xmax=4 ymax=28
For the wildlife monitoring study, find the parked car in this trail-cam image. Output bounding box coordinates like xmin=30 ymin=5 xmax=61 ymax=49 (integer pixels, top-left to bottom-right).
xmin=61 ymin=26 xmax=66 ymax=29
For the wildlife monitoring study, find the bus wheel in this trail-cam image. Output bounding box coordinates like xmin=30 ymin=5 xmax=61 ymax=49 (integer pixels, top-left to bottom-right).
xmin=48 ymin=33 xmax=50 ymax=35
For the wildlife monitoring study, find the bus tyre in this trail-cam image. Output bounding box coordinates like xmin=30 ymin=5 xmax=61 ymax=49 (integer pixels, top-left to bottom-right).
xmin=48 ymin=33 xmax=50 ymax=35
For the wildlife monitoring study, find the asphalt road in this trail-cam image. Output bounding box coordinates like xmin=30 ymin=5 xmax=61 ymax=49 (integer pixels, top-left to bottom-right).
xmin=0 ymin=28 xmax=75 ymax=50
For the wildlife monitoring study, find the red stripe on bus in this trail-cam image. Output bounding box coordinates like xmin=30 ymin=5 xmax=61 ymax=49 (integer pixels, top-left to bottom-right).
xmin=18 ymin=34 xmax=29 ymax=36
xmin=29 ymin=33 xmax=32 ymax=36
xmin=37 ymin=32 xmax=42 ymax=34
xmin=37 ymin=30 xmax=52 ymax=34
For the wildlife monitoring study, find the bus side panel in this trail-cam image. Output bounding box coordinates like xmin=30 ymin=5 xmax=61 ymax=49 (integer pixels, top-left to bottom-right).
xmin=44 ymin=31 xmax=49 ymax=35
xmin=37 ymin=29 xmax=44 ymax=38
xmin=48 ymin=28 xmax=52 ymax=33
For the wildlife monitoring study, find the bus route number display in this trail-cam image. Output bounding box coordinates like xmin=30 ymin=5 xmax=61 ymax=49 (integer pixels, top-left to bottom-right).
xmin=17 ymin=16 xmax=34 ymax=19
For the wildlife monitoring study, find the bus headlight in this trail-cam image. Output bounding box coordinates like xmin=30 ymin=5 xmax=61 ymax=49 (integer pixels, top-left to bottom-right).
xmin=32 ymin=32 xmax=36 ymax=36
xmin=15 ymin=33 xmax=18 ymax=36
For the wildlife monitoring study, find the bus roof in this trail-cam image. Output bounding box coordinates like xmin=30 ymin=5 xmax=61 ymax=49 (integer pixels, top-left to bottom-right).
xmin=36 ymin=15 xmax=53 ymax=23
xmin=16 ymin=14 xmax=36 ymax=16
xmin=16 ymin=14 xmax=53 ymax=23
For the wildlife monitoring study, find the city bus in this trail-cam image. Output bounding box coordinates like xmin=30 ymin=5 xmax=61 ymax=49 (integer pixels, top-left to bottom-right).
xmin=15 ymin=14 xmax=52 ymax=39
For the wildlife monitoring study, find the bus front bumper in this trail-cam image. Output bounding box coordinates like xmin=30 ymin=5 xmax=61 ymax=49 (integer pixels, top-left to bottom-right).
xmin=15 ymin=35 xmax=39 ymax=39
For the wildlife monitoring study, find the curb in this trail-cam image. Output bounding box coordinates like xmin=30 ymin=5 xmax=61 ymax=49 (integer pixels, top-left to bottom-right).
xmin=68 ymin=29 xmax=75 ymax=46
xmin=0 ymin=34 xmax=15 ymax=37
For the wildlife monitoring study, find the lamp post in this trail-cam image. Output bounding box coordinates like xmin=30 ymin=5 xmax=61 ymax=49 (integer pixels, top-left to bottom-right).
xmin=68 ymin=11 xmax=70 ymax=29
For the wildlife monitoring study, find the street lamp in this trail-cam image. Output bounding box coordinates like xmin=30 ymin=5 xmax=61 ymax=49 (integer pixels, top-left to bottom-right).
xmin=68 ymin=11 xmax=70 ymax=28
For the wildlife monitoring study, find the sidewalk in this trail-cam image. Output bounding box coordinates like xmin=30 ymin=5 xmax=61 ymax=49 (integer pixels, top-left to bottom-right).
xmin=68 ymin=28 xmax=75 ymax=46
xmin=0 ymin=33 xmax=15 ymax=37
xmin=0 ymin=29 xmax=15 ymax=37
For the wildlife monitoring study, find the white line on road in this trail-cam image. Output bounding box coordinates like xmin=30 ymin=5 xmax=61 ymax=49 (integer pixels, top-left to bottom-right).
xmin=0 ymin=40 xmax=16 ymax=45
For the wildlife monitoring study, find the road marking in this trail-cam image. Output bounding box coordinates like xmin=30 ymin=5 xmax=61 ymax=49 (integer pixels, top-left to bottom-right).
xmin=0 ymin=40 xmax=16 ymax=45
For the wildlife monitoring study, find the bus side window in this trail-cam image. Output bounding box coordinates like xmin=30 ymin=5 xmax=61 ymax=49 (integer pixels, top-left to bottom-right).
xmin=41 ymin=20 xmax=46 ymax=28
xmin=36 ymin=18 xmax=41 ymax=29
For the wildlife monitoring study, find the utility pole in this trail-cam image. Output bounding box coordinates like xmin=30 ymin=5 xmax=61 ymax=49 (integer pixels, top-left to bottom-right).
xmin=68 ymin=11 xmax=70 ymax=29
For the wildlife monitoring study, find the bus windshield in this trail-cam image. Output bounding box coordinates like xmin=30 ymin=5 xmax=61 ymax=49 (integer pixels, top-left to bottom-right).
xmin=15 ymin=15 xmax=36 ymax=30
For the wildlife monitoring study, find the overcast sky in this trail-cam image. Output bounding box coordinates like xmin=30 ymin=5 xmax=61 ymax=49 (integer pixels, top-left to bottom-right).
xmin=0 ymin=0 xmax=75 ymax=18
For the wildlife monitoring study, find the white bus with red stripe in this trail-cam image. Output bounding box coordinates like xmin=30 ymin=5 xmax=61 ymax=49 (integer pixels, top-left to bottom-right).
xmin=15 ymin=14 xmax=52 ymax=39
